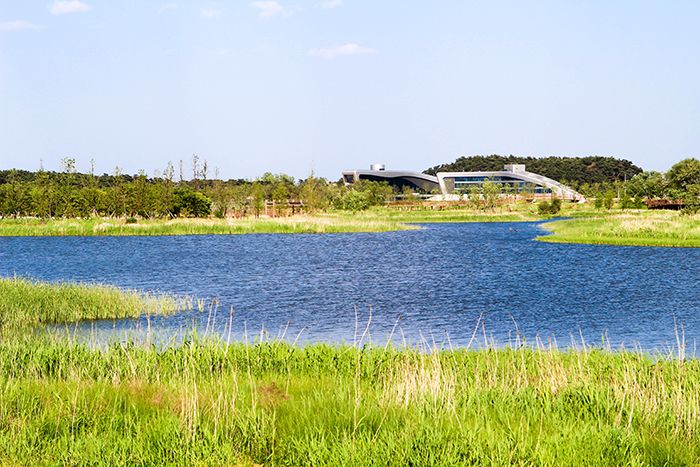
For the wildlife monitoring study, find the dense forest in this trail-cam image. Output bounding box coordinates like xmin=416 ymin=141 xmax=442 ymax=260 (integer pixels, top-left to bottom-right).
xmin=424 ymin=155 xmax=643 ymax=186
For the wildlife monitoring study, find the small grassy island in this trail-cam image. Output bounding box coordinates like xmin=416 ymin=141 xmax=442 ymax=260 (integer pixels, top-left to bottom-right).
xmin=0 ymin=277 xmax=699 ymax=466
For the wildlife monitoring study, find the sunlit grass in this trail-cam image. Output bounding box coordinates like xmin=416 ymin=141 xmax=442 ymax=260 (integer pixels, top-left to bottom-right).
xmin=0 ymin=216 xmax=420 ymax=236
xmin=1 ymin=276 xmax=699 ymax=465
xmin=539 ymin=211 xmax=700 ymax=247
xmin=0 ymin=331 xmax=698 ymax=466
xmin=0 ymin=276 xmax=188 ymax=329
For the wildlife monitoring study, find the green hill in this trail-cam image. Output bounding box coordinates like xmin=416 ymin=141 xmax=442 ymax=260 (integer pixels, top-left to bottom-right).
xmin=425 ymin=155 xmax=643 ymax=186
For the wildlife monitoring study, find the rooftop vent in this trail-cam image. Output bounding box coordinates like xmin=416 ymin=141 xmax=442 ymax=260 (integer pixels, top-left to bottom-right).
xmin=370 ymin=164 xmax=386 ymax=171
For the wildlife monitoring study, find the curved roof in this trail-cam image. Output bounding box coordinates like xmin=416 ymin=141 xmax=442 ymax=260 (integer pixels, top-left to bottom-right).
xmin=342 ymin=170 xmax=440 ymax=192
xmin=436 ymin=171 xmax=582 ymax=199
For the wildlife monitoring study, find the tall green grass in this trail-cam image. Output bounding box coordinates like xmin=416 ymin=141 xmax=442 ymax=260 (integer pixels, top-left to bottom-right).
xmin=539 ymin=211 xmax=700 ymax=247
xmin=0 ymin=216 xmax=417 ymax=236
xmin=0 ymin=276 xmax=188 ymax=330
xmin=2 ymin=264 xmax=700 ymax=464
xmin=0 ymin=329 xmax=699 ymax=466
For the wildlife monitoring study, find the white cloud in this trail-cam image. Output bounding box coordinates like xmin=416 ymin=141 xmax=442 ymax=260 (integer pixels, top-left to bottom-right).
xmin=158 ymin=4 xmax=179 ymax=13
xmin=50 ymin=1 xmax=92 ymax=14
xmin=321 ymin=0 xmax=342 ymax=8
xmin=309 ymin=43 xmax=377 ymax=59
xmin=251 ymin=1 xmax=284 ymax=19
xmin=0 ymin=20 xmax=45 ymax=31
xmin=201 ymin=9 xmax=223 ymax=18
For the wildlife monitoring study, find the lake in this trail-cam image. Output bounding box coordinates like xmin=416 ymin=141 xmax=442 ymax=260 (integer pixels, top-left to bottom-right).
xmin=1 ymin=222 xmax=698 ymax=352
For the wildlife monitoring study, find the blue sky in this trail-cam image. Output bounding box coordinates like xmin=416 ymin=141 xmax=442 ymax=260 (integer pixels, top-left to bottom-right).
xmin=1 ymin=1 xmax=699 ymax=181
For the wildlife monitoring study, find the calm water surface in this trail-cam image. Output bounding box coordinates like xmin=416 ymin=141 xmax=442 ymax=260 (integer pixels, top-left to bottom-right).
xmin=1 ymin=222 xmax=698 ymax=351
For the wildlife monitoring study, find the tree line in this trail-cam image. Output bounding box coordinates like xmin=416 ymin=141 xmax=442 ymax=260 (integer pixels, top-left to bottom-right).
xmin=424 ymin=155 xmax=644 ymax=186
xmin=0 ymin=157 xmax=400 ymax=219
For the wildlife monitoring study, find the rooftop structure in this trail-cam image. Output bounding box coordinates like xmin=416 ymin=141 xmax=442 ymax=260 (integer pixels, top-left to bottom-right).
xmin=342 ymin=164 xmax=583 ymax=200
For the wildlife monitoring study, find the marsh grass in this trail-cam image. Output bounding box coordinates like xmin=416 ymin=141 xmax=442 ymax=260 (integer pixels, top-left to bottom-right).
xmin=0 ymin=276 xmax=188 ymax=330
xmin=0 ymin=216 xmax=418 ymax=236
xmin=0 ymin=328 xmax=699 ymax=466
xmin=540 ymin=211 xmax=700 ymax=247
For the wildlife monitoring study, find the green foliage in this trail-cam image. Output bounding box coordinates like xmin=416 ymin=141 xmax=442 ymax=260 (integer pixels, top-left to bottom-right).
xmin=172 ymin=188 xmax=212 ymax=218
xmin=594 ymin=194 xmax=604 ymax=210
xmin=603 ymin=193 xmax=613 ymax=210
xmin=344 ymin=190 xmax=370 ymax=213
xmin=628 ymin=171 xmax=665 ymax=199
xmin=550 ymin=196 xmax=562 ymax=214
xmin=619 ymin=191 xmax=632 ymax=209
xmin=537 ymin=197 xmax=561 ymax=216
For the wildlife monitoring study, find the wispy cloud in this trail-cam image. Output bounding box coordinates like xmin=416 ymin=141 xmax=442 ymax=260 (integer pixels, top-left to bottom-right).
xmin=309 ymin=43 xmax=377 ymax=59
xmin=321 ymin=0 xmax=342 ymax=8
xmin=0 ymin=20 xmax=45 ymax=31
xmin=201 ymin=9 xmax=223 ymax=18
xmin=250 ymin=1 xmax=284 ymax=19
xmin=50 ymin=1 xmax=92 ymax=14
xmin=158 ymin=4 xmax=179 ymax=13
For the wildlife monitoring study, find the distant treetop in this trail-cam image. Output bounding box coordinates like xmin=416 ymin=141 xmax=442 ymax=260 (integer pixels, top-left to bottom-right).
xmin=424 ymin=155 xmax=644 ymax=186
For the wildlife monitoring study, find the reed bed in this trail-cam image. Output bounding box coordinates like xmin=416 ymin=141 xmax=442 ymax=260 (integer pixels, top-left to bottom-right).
xmin=0 ymin=216 xmax=417 ymax=236
xmin=0 ymin=330 xmax=698 ymax=466
xmin=540 ymin=211 xmax=700 ymax=247
xmin=0 ymin=276 xmax=188 ymax=330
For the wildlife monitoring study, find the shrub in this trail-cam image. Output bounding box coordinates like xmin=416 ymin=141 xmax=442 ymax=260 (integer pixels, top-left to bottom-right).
xmin=550 ymin=197 xmax=562 ymax=214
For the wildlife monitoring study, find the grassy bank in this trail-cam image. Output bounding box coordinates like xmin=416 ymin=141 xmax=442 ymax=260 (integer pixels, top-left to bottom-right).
xmin=0 ymin=332 xmax=698 ymax=466
xmin=0 ymin=276 xmax=187 ymax=330
xmin=0 ymin=278 xmax=698 ymax=465
xmin=0 ymin=216 xmax=419 ymax=236
xmin=539 ymin=211 xmax=700 ymax=247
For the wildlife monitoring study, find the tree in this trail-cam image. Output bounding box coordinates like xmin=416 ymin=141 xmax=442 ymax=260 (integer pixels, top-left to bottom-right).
xmin=272 ymin=185 xmax=289 ymax=217
xmin=172 ymin=188 xmax=211 ymax=217
xmin=482 ymin=180 xmax=501 ymax=211
xmin=603 ymin=190 xmax=615 ymax=210
xmin=344 ymin=190 xmax=369 ymax=214
xmin=628 ymin=171 xmax=665 ymax=199
xmin=666 ymin=158 xmax=700 ymax=211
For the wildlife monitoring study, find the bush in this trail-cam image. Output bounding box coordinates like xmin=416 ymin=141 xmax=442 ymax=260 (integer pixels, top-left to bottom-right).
xmin=550 ymin=197 xmax=562 ymax=214
xmin=538 ymin=200 xmax=551 ymax=215
xmin=172 ymin=188 xmax=212 ymax=217
xmin=125 ymin=217 xmax=138 ymax=224
xmin=594 ymin=195 xmax=604 ymax=210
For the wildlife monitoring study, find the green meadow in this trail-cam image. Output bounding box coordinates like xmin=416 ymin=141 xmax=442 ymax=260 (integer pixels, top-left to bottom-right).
xmin=1 ymin=276 xmax=699 ymax=466
xmin=539 ymin=211 xmax=700 ymax=248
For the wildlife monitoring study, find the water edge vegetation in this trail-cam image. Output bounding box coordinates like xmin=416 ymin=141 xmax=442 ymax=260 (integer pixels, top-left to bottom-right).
xmin=1 ymin=277 xmax=699 ymax=465
xmin=538 ymin=211 xmax=700 ymax=248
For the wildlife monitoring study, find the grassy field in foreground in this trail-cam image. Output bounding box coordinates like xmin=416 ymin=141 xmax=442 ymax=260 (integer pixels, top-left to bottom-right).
xmin=0 ymin=276 xmax=188 ymax=329
xmin=0 ymin=333 xmax=698 ymax=466
xmin=539 ymin=211 xmax=700 ymax=247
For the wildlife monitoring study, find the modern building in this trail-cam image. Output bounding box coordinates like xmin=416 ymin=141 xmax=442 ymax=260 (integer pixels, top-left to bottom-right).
xmin=342 ymin=164 xmax=583 ymax=200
